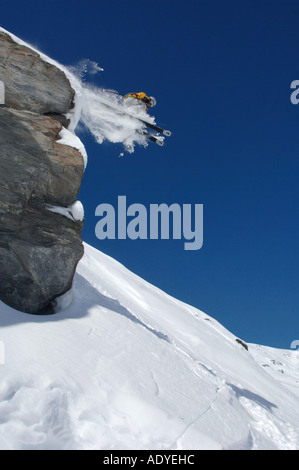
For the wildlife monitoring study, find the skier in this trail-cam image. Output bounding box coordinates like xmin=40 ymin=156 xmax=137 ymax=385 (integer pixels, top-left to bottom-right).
xmin=97 ymin=89 xmax=172 ymax=145
xmin=123 ymin=92 xmax=156 ymax=112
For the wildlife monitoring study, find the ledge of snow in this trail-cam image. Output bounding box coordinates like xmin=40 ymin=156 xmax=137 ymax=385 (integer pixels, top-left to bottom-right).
xmin=46 ymin=200 xmax=84 ymax=222
xmin=56 ymin=127 xmax=88 ymax=169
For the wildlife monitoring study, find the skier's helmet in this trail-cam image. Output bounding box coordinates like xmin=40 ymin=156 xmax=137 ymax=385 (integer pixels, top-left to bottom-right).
xmin=149 ymin=96 xmax=156 ymax=107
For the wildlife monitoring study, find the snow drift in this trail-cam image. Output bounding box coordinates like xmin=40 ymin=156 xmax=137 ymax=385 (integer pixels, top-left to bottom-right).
xmin=0 ymin=243 xmax=299 ymax=450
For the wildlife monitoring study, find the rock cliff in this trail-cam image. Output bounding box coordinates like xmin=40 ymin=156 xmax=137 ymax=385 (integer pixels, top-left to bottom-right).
xmin=0 ymin=30 xmax=85 ymax=314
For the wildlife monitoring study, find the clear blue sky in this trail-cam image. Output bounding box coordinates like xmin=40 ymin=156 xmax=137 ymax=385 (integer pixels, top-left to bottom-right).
xmin=2 ymin=0 xmax=299 ymax=349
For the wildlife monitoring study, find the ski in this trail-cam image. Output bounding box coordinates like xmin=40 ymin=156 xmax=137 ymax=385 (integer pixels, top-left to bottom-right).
xmin=135 ymin=117 xmax=172 ymax=137
xmin=98 ymin=99 xmax=172 ymax=138
xmin=137 ymin=130 xmax=165 ymax=147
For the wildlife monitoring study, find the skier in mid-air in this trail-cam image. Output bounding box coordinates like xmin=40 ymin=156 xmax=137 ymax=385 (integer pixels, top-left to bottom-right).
xmin=123 ymin=92 xmax=156 ymax=112
xmin=98 ymin=88 xmax=171 ymax=145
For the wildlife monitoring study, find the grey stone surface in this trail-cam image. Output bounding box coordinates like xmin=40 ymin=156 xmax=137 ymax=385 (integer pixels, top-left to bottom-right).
xmin=0 ymin=33 xmax=85 ymax=314
xmin=0 ymin=31 xmax=74 ymax=115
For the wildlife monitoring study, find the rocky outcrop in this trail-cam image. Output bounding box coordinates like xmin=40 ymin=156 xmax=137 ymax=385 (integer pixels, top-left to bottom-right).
xmin=0 ymin=31 xmax=74 ymax=115
xmin=0 ymin=31 xmax=85 ymax=314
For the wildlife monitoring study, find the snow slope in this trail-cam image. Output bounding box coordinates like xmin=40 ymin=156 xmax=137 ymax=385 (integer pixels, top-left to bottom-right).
xmin=0 ymin=243 xmax=298 ymax=450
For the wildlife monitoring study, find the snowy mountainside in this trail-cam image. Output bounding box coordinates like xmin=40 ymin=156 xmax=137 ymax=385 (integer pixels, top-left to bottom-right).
xmin=0 ymin=243 xmax=298 ymax=450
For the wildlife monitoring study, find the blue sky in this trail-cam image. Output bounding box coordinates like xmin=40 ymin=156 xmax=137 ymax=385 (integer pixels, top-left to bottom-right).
xmin=2 ymin=0 xmax=299 ymax=349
